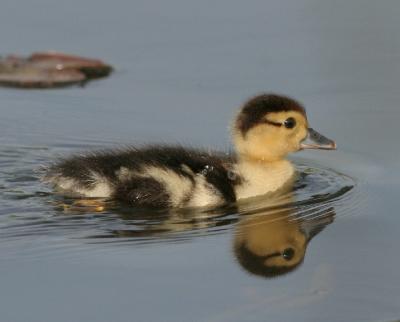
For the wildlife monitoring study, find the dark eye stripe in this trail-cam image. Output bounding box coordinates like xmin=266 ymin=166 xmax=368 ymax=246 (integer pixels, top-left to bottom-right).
xmin=262 ymin=119 xmax=282 ymax=127
xmin=259 ymin=252 xmax=282 ymax=260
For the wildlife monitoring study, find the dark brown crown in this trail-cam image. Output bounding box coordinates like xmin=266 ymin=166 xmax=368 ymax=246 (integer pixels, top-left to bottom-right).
xmin=235 ymin=94 xmax=306 ymax=136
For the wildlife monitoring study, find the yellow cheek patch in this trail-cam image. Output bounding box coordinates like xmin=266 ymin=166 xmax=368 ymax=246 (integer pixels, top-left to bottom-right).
xmin=232 ymin=110 xmax=310 ymax=161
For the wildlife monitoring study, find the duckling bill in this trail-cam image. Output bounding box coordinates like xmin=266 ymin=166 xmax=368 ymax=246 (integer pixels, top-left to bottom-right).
xmin=43 ymin=94 xmax=336 ymax=208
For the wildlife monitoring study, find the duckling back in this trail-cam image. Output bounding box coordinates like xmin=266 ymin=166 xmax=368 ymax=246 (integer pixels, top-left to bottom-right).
xmin=43 ymin=146 xmax=237 ymax=208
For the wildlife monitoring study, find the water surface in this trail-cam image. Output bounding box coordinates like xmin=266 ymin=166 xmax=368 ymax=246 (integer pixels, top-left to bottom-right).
xmin=1 ymin=0 xmax=400 ymax=321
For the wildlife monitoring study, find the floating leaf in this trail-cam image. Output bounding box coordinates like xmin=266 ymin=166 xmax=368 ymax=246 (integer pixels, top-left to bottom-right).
xmin=0 ymin=51 xmax=113 ymax=88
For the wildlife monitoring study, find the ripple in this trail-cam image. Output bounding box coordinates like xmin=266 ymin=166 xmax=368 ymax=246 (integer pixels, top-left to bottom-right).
xmin=0 ymin=147 xmax=357 ymax=252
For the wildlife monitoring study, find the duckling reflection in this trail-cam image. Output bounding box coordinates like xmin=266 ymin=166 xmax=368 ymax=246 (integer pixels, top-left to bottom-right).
xmin=53 ymin=192 xmax=335 ymax=279
xmin=233 ymin=203 xmax=335 ymax=278
xmin=52 ymin=196 xmax=239 ymax=238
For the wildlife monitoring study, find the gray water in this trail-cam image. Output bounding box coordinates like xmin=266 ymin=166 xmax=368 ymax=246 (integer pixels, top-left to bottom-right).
xmin=1 ymin=0 xmax=400 ymax=321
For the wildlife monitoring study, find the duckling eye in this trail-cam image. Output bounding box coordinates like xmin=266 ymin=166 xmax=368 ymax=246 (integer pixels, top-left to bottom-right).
xmin=284 ymin=117 xmax=296 ymax=129
xmin=282 ymin=248 xmax=295 ymax=261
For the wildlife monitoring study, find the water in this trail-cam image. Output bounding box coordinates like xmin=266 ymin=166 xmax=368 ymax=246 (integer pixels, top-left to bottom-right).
xmin=1 ymin=0 xmax=400 ymax=321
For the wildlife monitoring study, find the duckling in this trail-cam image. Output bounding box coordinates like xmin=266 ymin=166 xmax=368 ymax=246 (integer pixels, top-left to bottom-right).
xmin=43 ymin=94 xmax=336 ymax=208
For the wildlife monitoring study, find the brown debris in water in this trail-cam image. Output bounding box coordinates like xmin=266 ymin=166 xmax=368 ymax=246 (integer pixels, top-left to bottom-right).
xmin=0 ymin=51 xmax=113 ymax=88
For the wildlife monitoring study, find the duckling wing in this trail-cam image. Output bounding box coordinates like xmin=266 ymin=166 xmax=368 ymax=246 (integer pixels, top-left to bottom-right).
xmin=43 ymin=145 xmax=237 ymax=208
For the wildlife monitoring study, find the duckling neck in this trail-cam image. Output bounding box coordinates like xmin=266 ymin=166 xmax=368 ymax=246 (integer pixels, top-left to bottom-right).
xmin=234 ymin=156 xmax=295 ymax=200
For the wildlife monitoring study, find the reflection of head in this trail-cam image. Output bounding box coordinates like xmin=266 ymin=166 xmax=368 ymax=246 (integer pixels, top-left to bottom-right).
xmin=234 ymin=241 xmax=304 ymax=278
xmin=233 ymin=206 xmax=335 ymax=279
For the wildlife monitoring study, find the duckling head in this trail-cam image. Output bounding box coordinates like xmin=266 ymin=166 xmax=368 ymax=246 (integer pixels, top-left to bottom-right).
xmin=232 ymin=94 xmax=336 ymax=162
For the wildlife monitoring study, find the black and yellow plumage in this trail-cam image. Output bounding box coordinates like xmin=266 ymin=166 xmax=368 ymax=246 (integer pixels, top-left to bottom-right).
xmin=44 ymin=94 xmax=336 ymax=208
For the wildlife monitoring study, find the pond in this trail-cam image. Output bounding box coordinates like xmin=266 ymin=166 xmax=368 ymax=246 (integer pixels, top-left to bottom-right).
xmin=1 ymin=0 xmax=400 ymax=321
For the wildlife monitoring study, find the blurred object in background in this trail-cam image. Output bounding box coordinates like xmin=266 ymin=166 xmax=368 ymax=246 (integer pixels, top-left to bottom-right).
xmin=0 ymin=51 xmax=113 ymax=88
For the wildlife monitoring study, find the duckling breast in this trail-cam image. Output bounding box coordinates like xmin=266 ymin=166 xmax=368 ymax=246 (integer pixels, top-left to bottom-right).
xmin=234 ymin=159 xmax=295 ymax=200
